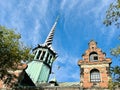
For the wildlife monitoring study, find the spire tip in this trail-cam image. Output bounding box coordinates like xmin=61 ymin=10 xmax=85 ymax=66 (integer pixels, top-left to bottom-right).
xmin=44 ymin=16 xmax=59 ymax=46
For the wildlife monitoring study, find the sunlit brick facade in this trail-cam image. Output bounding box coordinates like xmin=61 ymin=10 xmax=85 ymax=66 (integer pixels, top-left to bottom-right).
xmin=78 ymin=40 xmax=112 ymax=88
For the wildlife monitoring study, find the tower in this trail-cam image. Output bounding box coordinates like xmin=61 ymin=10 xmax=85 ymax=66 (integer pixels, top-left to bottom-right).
xmin=78 ymin=40 xmax=112 ymax=88
xmin=25 ymin=17 xmax=58 ymax=86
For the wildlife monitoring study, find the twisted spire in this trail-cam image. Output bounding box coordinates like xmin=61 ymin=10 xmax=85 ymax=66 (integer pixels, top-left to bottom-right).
xmin=44 ymin=16 xmax=59 ymax=46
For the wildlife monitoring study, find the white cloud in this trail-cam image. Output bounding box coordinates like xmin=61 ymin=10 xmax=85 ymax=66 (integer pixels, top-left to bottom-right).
xmin=31 ymin=19 xmax=41 ymax=45
xmin=60 ymin=0 xmax=66 ymax=10
xmin=50 ymin=46 xmax=80 ymax=82
xmin=82 ymin=0 xmax=116 ymax=45
xmin=106 ymin=27 xmax=116 ymax=45
xmin=84 ymin=0 xmax=111 ymax=17
xmin=0 ymin=0 xmax=118 ymax=83
xmin=27 ymin=0 xmax=35 ymax=12
xmin=60 ymin=0 xmax=79 ymax=10
xmin=36 ymin=0 xmax=49 ymax=18
xmin=79 ymin=0 xmax=91 ymax=8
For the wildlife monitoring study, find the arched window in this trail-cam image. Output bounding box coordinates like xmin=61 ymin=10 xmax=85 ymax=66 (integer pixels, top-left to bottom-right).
xmin=89 ymin=52 xmax=98 ymax=61
xmin=90 ymin=69 xmax=100 ymax=82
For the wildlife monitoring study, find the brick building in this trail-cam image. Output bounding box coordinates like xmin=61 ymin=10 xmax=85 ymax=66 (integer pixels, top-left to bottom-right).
xmin=0 ymin=16 xmax=116 ymax=90
xmin=78 ymin=40 xmax=112 ymax=89
xmin=0 ymin=63 xmax=27 ymax=89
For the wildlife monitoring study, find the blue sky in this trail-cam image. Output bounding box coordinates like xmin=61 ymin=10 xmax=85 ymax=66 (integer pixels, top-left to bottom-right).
xmin=0 ymin=0 xmax=120 ymax=82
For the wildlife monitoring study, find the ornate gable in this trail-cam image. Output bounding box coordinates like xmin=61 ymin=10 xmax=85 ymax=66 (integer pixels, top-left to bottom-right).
xmin=79 ymin=40 xmax=111 ymax=64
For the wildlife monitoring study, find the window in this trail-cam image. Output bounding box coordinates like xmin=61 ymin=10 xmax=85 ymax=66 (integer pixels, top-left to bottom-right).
xmin=45 ymin=53 xmax=49 ymax=62
xmin=90 ymin=69 xmax=100 ymax=82
xmin=94 ymin=56 xmax=98 ymax=60
xmin=48 ymin=56 xmax=52 ymax=65
xmin=34 ymin=51 xmax=37 ymax=55
xmin=41 ymin=51 xmax=46 ymax=60
xmin=36 ymin=50 xmax=41 ymax=59
xmin=92 ymin=47 xmax=94 ymax=49
xmin=89 ymin=52 xmax=98 ymax=61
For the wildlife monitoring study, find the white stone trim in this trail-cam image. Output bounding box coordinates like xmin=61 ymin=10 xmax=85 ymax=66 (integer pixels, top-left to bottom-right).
xmin=81 ymin=64 xmax=109 ymax=68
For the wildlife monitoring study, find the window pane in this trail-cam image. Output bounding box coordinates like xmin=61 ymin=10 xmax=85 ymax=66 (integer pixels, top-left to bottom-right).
xmin=41 ymin=51 xmax=46 ymax=60
xmin=36 ymin=50 xmax=41 ymax=59
xmin=94 ymin=56 xmax=98 ymax=61
xmin=48 ymin=56 xmax=52 ymax=64
xmin=45 ymin=53 xmax=49 ymax=62
xmin=90 ymin=70 xmax=100 ymax=82
xmin=89 ymin=52 xmax=98 ymax=61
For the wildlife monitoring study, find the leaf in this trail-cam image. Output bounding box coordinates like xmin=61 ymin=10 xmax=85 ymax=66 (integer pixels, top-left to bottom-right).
xmin=0 ymin=25 xmax=32 ymax=79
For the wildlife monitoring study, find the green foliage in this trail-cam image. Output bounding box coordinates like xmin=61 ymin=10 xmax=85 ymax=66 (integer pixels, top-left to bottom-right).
xmin=0 ymin=25 xmax=32 ymax=79
xmin=104 ymin=0 xmax=120 ymax=87
xmin=111 ymin=46 xmax=120 ymax=57
xmin=110 ymin=66 xmax=120 ymax=82
xmin=108 ymin=79 xmax=115 ymax=90
xmin=110 ymin=44 xmax=120 ymax=87
xmin=108 ymin=78 xmax=120 ymax=90
xmin=104 ymin=0 xmax=120 ymax=28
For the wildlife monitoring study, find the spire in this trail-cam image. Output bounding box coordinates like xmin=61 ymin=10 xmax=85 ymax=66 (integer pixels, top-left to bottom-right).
xmin=44 ymin=16 xmax=59 ymax=46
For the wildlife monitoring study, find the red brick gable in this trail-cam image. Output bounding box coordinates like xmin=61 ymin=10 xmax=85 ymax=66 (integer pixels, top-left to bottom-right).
xmin=78 ymin=40 xmax=111 ymax=64
xmin=78 ymin=40 xmax=112 ymax=89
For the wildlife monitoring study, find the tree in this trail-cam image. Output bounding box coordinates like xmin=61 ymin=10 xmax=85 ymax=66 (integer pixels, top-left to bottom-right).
xmin=110 ymin=66 xmax=120 ymax=82
xmin=109 ymin=66 xmax=120 ymax=89
xmin=110 ymin=46 xmax=120 ymax=81
xmin=111 ymin=45 xmax=120 ymax=57
xmin=104 ymin=1 xmax=120 ymax=87
xmin=0 ymin=25 xmax=32 ymax=79
xmin=109 ymin=45 xmax=120 ymax=88
xmin=104 ymin=0 xmax=120 ymax=28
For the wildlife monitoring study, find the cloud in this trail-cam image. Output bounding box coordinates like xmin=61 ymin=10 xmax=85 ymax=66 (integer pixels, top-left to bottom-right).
xmin=0 ymin=0 xmax=51 ymax=44
xmin=27 ymin=0 xmax=35 ymax=12
xmin=82 ymin=0 xmax=116 ymax=44
xmin=106 ymin=27 xmax=116 ymax=45
xmin=49 ymin=46 xmax=80 ymax=82
xmin=84 ymin=0 xmax=114 ymax=15
xmin=60 ymin=0 xmax=79 ymax=11
xmin=31 ymin=19 xmax=41 ymax=45
xmin=0 ymin=0 xmax=119 ymax=82
xmin=60 ymin=0 xmax=66 ymax=11
xmin=26 ymin=0 xmax=49 ymax=18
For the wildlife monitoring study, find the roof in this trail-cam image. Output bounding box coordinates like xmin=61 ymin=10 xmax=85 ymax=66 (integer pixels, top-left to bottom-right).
xmin=58 ymin=82 xmax=80 ymax=87
xmin=38 ymin=82 xmax=80 ymax=87
xmin=32 ymin=44 xmax=57 ymax=58
xmin=49 ymin=78 xmax=57 ymax=83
